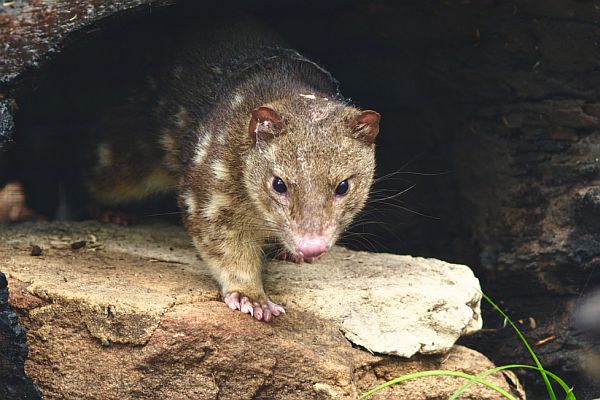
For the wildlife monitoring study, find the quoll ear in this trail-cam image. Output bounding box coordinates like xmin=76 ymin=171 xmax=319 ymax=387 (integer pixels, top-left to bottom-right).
xmin=249 ymin=106 xmax=285 ymax=142
xmin=349 ymin=110 xmax=381 ymax=144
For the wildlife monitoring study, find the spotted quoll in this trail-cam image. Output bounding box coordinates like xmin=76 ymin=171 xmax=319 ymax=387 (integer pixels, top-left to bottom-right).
xmin=87 ymin=17 xmax=381 ymax=321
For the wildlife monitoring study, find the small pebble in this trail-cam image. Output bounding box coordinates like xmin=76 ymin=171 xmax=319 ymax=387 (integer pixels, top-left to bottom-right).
xmin=30 ymin=245 xmax=42 ymax=256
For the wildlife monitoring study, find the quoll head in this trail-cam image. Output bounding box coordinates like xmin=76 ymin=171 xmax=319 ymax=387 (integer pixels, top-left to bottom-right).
xmin=243 ymin=95 xmax=380 ymax=261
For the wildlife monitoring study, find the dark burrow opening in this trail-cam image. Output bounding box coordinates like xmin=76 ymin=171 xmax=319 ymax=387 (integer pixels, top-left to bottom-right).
xmin=2 ymin=1 xmax=600 ymax=398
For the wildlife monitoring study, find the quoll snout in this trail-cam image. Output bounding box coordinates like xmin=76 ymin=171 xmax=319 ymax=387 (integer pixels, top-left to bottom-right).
xmin=294 ymin=235 xmax=331 ymax=259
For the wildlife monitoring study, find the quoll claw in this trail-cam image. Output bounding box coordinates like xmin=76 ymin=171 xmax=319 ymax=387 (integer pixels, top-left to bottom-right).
xmin=223 ymin=291 xmax=285 ymax=322
xmin=224 ymin=292 xmax=241 ymax=310
xmin=266 ymin=300 xmax=286 ymax=316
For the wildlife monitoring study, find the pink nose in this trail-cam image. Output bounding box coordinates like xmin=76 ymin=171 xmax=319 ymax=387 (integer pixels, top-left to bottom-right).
xmin=295 ymin=236 xmax=330 ymax=259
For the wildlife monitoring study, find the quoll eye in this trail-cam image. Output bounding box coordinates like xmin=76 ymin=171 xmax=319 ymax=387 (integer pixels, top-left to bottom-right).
xmin=335 ymin=180 xmax=349 ymax=196
xmin=272 ymin=177 xmax=288 ymax=194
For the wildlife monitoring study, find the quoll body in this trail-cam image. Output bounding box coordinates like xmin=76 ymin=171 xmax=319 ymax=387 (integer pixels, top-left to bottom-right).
xmin=87 ymin=17 xmax=381 ymax=321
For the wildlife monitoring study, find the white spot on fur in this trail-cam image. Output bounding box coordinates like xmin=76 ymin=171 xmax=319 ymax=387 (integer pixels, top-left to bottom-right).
xmin=211 ymin=160 xmax=229 ymax=180
xmin=231 ymin=92 xmax=244 ymax=107
xmin=193 ymin=133 xmax=212 ymax=165
xmin=183 ymin=191 xmax=197 ymax=214
xmin=299 ymin=93 xmax=316 ymax=100
xmin=203 ymin=192 xmax=230 ymax=220
xmin=97 ymin=143 xmax=112 ymax=168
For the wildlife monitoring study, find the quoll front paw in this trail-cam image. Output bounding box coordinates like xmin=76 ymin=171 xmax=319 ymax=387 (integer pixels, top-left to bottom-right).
xmin=223 ymin=292 xmax=285 ymax=322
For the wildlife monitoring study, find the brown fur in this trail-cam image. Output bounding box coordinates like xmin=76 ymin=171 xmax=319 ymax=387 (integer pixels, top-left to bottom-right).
xmin=180 ymin=92 xmax=378 ymax=301
xmin=86 ymin=17 xmax=380 ymax=318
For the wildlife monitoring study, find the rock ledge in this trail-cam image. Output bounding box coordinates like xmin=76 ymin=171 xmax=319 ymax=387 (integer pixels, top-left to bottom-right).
xmin=0 ymin=222 xmax=521 ymax=399
xmin=1 ymin=221 xmax=481 ymax=357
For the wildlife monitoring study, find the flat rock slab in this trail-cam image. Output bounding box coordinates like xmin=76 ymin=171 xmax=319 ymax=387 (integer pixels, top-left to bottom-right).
xmin=0 ymin=221 xmax=482 ymax=358
xmin=0 ymin=222 xmax=522 ymax=400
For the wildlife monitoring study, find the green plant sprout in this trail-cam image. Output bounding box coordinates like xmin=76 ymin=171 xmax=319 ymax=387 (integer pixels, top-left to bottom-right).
xmin=449 ymin=364 xmax=574 ymax=400
xmin=357 ymin=292 xmax=576 ymax=400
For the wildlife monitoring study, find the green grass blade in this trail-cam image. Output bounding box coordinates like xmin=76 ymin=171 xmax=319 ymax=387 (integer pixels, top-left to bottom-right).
xmin=481 ymin=292 xmax=557 ymax=400
xmin=449 ymin=364 xmax=575 ymax=400
xmin=356 ymin=369 xmax=517 ymax=400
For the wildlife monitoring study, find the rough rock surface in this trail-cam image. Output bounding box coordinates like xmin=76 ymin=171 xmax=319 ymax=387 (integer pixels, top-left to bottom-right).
xmin=0 ymin=271 xmax=42 ymax=400
xmin=414 ymin=3 xmax=600 ymax=395
xmin=0 ymin=221 xmax=523 ymax=399
xmin=0 ymin=221 xmax=482 ymax=357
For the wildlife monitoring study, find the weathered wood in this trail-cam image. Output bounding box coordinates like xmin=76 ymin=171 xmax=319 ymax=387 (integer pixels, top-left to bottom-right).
xmin=0 ymin=0 xmax=175 ymax=84
xmin=0 ymin=0 xmax=175 ymax=153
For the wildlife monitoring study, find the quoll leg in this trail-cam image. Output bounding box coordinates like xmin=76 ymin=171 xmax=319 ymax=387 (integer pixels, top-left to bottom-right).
xmin=194 ymin=229 xmax=285 ymax=322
